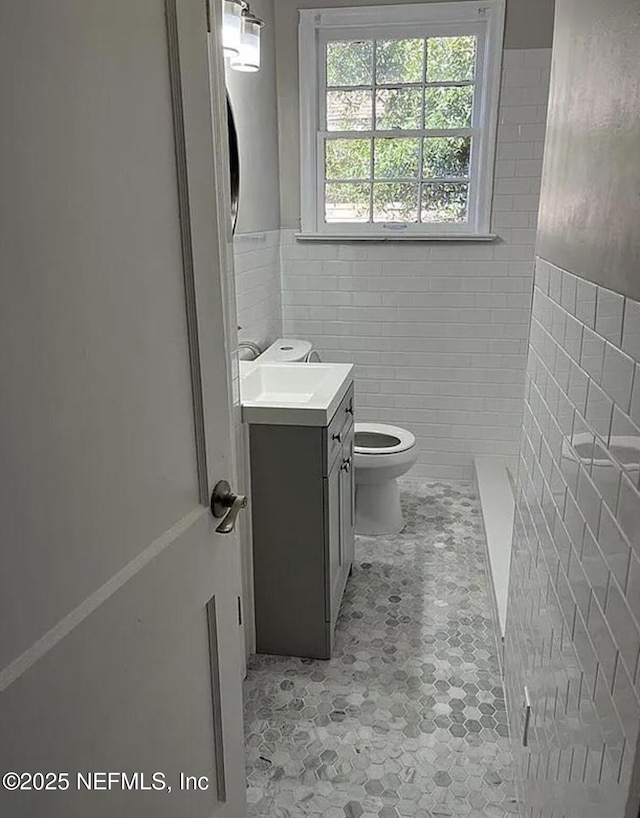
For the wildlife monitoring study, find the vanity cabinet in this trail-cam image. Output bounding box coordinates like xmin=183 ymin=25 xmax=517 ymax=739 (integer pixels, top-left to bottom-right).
xmin=249 ymin=384 xmax=355 ymax=659
xmin=326 ymin=419 xmax=355 ymax=634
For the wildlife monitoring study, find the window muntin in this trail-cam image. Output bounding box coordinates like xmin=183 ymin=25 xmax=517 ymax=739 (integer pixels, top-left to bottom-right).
xmin=322 ymin=34 xmax=478 ymax=227
xmin=299 ymin=3 xmax=505 ymax=238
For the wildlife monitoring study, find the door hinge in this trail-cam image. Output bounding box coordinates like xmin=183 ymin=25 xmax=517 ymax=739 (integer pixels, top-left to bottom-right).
xmin=205 ymin=0 xmax=212 ymax=33
xmin=237 ymin=596 xmax=243 ymax=627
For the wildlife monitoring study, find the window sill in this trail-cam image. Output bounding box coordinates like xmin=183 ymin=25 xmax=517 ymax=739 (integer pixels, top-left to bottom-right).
xmin=294 ymin=232 xmax=498 ymax=243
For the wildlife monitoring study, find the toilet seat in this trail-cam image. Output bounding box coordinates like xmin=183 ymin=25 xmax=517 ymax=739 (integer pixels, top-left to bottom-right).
xmin=353 ymin=422 xmax=418 ymax=535
xmin=354 ymin=422 xmax=415 ymax=455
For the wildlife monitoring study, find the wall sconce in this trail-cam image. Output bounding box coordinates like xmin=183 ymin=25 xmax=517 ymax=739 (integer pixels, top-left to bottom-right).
xmin=222 ymin=0 xmax=264 ymax=72
xmin=222 ymin=0 xmax=243 ymax=57
xmin=230 ymin=9 xmax=264 ymax=72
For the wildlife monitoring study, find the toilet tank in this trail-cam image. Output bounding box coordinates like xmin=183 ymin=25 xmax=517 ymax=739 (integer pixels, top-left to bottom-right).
xmin=257 ymin=338 xmax=313 ymax=362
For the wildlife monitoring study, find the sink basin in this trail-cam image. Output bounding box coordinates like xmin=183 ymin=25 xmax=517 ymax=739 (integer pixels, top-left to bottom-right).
xmin=240 ymin=362 xmax=354 ymax=426
xmin=242 ymin=363 xmax=334 ymax=404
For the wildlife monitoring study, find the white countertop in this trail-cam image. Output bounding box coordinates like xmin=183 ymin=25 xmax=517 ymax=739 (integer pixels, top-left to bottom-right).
xmin=239 ymin=361 xmax=354 ymax=426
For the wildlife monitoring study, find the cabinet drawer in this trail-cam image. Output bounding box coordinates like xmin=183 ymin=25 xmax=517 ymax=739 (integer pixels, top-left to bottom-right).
xmin=323 ymin=384 xmax=354 ymax=474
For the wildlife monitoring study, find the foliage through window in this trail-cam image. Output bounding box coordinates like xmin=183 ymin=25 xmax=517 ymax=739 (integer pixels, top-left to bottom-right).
xmin=299 ymin=2 xmax=505 ymax=238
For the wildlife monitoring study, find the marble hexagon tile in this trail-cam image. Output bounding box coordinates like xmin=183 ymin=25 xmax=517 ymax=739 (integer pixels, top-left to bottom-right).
xmin=243 ymin=480 xmax=519 ymax=818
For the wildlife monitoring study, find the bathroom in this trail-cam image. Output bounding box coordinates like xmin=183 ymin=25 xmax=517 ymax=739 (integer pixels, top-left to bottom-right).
xmin=226 ymin=0 xmax=640 ymax=816
xmin=2 ymin=0 xmax=639 ymax=816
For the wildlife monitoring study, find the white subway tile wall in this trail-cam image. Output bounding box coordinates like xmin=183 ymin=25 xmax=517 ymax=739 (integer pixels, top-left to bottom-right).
xmin=232 ymin=230 xmax=282 ymax=661
xmin=233 ymin=229 xmax=282 ymax=349
xmin=505 ymin=257 xmax=640 ymax=817
xmin=280 ymin=50 xmax=552 ymax=480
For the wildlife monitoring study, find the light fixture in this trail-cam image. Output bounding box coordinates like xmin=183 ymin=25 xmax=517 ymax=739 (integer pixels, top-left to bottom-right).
xmin=222 ymin=0 xmax=243 ymax=57
xmin=230 ymin=8 xmax=264 ymax=73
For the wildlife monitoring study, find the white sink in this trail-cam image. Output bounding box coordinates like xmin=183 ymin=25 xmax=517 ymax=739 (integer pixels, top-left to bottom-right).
xmin=239 ymin=362 xmax=354 ymax=426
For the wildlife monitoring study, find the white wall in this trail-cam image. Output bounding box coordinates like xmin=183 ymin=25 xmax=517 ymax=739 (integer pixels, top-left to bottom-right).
xmin=226 ymin=0 xmax=279 ymax=236
xmin=505 ymin=1 xmax=640 ymax=813
xmin=506 ymin=259 xmax=640 ymax=815
xmin=226 ymin=0 xmax=283 ymax=348
xmin=234 ymin=229 xmax=282 ymax=348
xmin=225 ymin=0 xmax=282 ymax=662
xmin=281 ymin=50 xmax=552 ymax=480
xmin=274 ymin=0 xmax=555 ymax=230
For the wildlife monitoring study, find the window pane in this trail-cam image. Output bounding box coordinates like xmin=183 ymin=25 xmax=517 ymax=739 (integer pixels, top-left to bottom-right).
xmin=423 ymin=137 xmax=471 ymax=178
xmin=327 ymin=41 xmax=373 ymax=86
xmin=375 ymin=39 xmax=424 ymax=84
xmin=327 ymin=90 xmax=373 ymax=131
xmin=326 ymin=182 xmax=371 ymax=222
xmin=373 ymin=183 xmax=419 ymax=222
xmin=326 ymin=139 xmax=371 ymax=180
xmin=425 ymin=86 xmax=473 ymax=129
xmin=375 ymin=88 xmax=422 ymax=130
xmin=421 ymin=183 xmax=469 ymax=223
xmin=426 ymin=36 xmax=476 ymax=82
xmin=374 ymin=138 xmax=420 ymax=179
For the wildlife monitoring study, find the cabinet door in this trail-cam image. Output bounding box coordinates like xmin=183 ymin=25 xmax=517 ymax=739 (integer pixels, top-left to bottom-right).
xmin=340 ymin=422 xmax=355 ymax=572
xmin=324 ymin=455 xmax=343 ymax=625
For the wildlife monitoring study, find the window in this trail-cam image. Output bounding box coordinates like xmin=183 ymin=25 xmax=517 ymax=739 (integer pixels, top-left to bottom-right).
xmin=298 ymin=1 xmax=505 ymax=239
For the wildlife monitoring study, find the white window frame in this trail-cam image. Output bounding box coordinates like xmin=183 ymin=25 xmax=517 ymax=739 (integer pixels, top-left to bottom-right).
xmin=298 ymin=1 xmax=506 ymax=240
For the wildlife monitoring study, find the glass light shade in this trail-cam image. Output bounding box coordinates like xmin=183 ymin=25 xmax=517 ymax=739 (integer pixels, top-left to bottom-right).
xmin=230 ymin=15 xmax=262 ymax=72
xmin=222 ymin=0 xmax=242 ymax=57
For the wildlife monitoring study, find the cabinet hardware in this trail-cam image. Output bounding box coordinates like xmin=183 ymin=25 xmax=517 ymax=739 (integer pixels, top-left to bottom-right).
xmin=332 ymin=432 xmax=342 ymax=442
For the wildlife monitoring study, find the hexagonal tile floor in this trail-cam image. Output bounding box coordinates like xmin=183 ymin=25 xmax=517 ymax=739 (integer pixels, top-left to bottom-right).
xmin=243 ymin=479 xmax=519 ymax=817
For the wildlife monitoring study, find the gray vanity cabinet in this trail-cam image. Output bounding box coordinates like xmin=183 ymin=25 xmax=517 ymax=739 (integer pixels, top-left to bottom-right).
xmin=326 ymin=419 xmax=354 ymax=634
xmin=249 ymin=384 xmax=355 ymax=659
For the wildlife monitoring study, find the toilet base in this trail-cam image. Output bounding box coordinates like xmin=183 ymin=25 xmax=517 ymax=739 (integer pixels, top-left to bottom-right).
xmin=355 ymin=478 xmax=404 ymax=536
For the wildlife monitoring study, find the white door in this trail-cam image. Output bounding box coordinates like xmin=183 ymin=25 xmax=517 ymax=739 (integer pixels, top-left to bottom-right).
xmin=0 ymin=1 xmax=247 ymax=816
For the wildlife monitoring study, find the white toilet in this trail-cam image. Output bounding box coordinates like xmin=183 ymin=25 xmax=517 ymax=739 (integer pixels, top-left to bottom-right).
xmin=254 ymin=341 xmax=418 ymax=536
xmin=354 ymin=422 xmax=418 ymax=536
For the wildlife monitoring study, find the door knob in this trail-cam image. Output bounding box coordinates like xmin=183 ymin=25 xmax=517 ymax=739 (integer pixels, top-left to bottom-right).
xmin=210 ymin=480 xmax=248 ymax=535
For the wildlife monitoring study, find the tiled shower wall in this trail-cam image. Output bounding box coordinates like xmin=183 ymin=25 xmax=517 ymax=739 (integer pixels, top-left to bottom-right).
xmin=281 ymin=49 xmax=551 ymax=480
xmin=505 ymin=258 xmax=640 ymax=816
xmin=233 ymin=229 xmax=282 ymax=350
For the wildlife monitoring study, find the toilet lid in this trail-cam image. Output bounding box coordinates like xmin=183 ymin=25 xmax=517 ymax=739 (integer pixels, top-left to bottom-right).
xmin=354 ymin=422 xmax=415 ymax=455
